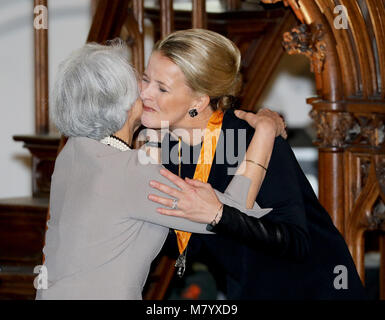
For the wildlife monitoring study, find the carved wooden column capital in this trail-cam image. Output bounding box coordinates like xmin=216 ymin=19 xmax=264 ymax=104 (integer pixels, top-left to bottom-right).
xmin=349 ymin=113 xmax=385 ymax=148
xmin=309 ymin=110 xmax=385 ymax=149
xmin=309 ymin=109 xmax=353 ymax=148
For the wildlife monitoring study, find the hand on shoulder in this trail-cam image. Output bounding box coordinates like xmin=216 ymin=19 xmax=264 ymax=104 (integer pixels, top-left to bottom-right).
xmin=234 ymin=108 xmax=287 ymax=139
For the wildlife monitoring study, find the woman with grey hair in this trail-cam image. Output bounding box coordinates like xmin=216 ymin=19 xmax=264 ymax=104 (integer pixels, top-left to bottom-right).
xmin=36 ymin=41 xmax=283 ymax=300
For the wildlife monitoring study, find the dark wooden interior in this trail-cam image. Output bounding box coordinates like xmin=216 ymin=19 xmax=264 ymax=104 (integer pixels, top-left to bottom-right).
xmin=1 ymin=0 xmax=384 ymax=300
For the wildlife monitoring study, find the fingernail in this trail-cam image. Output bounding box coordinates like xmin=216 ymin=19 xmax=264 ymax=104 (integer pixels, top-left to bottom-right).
xmin=149 ymin=181 xmax=155 ymax=186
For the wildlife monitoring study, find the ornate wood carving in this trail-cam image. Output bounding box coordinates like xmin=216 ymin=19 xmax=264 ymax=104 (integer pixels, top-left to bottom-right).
xmin=360 ymin=157 xmax=372 ymax=193
xmin=309 ymin=110 xmax=353 ymax=148
xmin=309 ymin=110 xmax=385 ymax=149
xmin=375 ymin=156 xmax=385 ymax=197
xmin=345 ymin=154 xmax=385 ymax=283
xmin=349 ymin=114 xmax=385 ymax=148
xmin=282 ymin=23 xmax=326 ymax=73
xmin=263 ymin=0 xmax=385 ymax=298
xmin=339 ymin=0 xmax=378 ymax=98
xmin=370 ymin=198 xmax=385 ymax=231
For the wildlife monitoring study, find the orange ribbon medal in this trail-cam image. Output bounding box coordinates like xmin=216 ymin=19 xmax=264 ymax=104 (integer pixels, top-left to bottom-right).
xmin=174 ymin=110 xmax=224 ymax=276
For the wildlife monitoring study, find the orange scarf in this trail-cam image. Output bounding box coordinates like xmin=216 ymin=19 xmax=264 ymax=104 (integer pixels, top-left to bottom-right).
xmin=174 ymin=110 xmax=224 ymax=254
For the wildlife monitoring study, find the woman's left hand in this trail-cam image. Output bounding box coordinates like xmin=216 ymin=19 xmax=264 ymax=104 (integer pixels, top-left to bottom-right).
xmin=234 ymin=108 xmax=287 ymax=139
xmin=148 ymin=168 xmax=222 ymax=224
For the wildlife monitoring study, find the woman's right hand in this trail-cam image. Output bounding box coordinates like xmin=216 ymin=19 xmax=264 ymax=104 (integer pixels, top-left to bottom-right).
xmin=234 ymin=108 xmax=287 ymax=139
xmin=148 ymin=168 xmax=223 ymax=224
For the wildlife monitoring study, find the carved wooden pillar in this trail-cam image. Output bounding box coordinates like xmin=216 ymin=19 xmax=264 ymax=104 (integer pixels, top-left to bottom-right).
xmin=262 ymin=1 xmax=385 ymax=296
xmin=344 ymin=112 xmax=385 ymax=288
xmin=308 ymin=105 xmax=353 ymax=234
xmin=279 ymin=18 xmax=347 ymax=233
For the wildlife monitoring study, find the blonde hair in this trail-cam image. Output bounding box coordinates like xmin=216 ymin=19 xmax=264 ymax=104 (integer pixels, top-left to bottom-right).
xmin=153 ymin=29 xmax=242 ymax=110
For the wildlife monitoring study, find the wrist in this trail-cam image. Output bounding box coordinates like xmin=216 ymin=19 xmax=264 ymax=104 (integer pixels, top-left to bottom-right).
xmin=207 ymin=203 xmax=223 ymax=230
xmin=214 ymin=203 xmax=223 ymax=224
xmin=254 ymin=121 xmax=277 ymax=137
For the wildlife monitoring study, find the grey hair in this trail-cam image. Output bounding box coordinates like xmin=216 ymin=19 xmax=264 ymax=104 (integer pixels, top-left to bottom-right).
xmin=51 ymin=40 xmax=138 ymax=140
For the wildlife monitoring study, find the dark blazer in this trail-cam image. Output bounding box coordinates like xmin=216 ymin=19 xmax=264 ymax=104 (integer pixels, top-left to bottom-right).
xmin=163 ymin=109 xmax=366 ymax=300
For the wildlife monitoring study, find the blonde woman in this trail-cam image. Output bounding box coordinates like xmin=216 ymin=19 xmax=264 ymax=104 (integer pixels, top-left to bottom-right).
xmin=143 ymin=29 xmax=366 ymax=299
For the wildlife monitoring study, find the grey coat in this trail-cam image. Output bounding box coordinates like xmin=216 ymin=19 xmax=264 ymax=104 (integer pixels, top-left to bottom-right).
xmin=36 ymin=137 xmax=270 ymax=300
